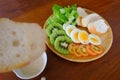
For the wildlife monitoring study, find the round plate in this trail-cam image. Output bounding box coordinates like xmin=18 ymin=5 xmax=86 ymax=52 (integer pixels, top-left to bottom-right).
xmin=44 ymin=8 xmax=113 ymax=62
xmin=13 ymin=52 xmax=47 ymax=79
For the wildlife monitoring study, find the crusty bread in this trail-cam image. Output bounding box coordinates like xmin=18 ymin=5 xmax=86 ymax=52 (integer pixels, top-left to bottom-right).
xmin=0 ymin=18 xmax=46 ymax=73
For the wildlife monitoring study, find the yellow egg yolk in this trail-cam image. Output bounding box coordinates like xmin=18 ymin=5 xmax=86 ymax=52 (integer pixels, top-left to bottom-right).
xmin=74 ymin=32 xmax=79 ymax=41
xmin=79 ymin=32 xmax=88 ymax=42
xmin=90 ymin=38 xmax=98 ymax=43
xmin=68 ymin=28 xmax=73 ymax=34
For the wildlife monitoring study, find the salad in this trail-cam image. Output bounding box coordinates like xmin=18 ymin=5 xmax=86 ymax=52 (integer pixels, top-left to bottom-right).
xmin=45 ymin=4 xmax=109 ymax=59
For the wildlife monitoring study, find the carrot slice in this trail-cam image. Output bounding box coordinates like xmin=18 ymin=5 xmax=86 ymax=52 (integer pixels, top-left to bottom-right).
xmin=86 ymin=44 xmax=103 ymax=56
xmin=91 ymin=45 xmax=103 ymax=54
xmin=73 ymin=45 xmax=82 ymax=57
xmin=77 ymin=44 xmax=89 ymax=57
xmin=68 ymin=43 xmax=76 ymax=54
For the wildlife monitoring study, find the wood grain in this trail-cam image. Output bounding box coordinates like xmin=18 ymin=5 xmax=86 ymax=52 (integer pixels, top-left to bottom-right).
xmin=0 ymin=0 xmax=120 ymax=80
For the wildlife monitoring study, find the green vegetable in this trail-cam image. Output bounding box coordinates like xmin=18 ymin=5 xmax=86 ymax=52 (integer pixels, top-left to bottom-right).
xmin=60 ymin=8 xmax=65 ymax=14
xmin=46 ymin=15 xmax=63 ymax=26
xmin=71 ymin=4 xmax=77 ymax=10
xmin=52 ymin=4 xmax=67 ymax=23
xmin=46 ymin=4 xmax=79 ymax=28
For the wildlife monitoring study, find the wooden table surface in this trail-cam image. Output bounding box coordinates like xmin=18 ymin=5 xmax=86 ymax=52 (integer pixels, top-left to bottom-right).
xmin=0 ymin=0 xmax=120 ymax=80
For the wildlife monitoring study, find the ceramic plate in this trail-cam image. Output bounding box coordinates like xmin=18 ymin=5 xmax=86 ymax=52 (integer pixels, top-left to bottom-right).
xmin=13 ymin=52 xmax=47 ymax=79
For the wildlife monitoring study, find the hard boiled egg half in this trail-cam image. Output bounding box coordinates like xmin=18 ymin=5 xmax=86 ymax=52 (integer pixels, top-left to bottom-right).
xmin=78 ymin=30 xmax=89 ymax=44
xmin=70 ymin=28 xmax=89 ymax=44
xmin=64 ymin=24 xmax=76 ymax=37
xmin=70 ymin=28 xmax=81 ymax=43
xmin=89 ymin=34 xmax=102 ymax=45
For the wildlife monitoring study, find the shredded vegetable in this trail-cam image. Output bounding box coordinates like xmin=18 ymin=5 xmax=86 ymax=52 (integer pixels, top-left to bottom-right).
xmin=46 ymin=4 xmax=78 ymax=26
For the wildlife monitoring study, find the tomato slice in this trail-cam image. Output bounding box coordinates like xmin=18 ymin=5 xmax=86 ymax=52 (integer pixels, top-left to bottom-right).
xmin=77 ymin=44 xmax=89 ymax=57
xmin=86 ymin=44 xmax=103 ymax=56
xmin=68 ymin=43 xmax=76 ymax=54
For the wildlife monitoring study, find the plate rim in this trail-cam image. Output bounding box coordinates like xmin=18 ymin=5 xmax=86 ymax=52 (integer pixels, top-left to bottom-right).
xmin=12 ymin=52 xmax=47 ymax=79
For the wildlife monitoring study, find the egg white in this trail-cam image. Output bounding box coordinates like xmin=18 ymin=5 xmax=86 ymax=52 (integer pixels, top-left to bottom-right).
xmin=65 ymin=25 xmax=76 ymax=36
xmin=70 ymin=28 xmax=81 ymax=43
xmin=63 ymin=23 xmax=70 ymax=30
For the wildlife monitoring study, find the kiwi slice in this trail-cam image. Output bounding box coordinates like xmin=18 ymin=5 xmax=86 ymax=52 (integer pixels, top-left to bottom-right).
xmin=54 ymin=36 xmax=72 ymax=55
xmin=50 ymin=30 xmax=66 ymax=45
xmin=46 ymin=15 xmax=64 ymax=27
xmin=46 ymin=23 xmax=62 ymax=37
xmin=46 ymin=16 xmax=53 ymax=26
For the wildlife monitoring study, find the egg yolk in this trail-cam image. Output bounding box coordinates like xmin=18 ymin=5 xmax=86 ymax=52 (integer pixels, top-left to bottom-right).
xmin=80 ymin=32 xmax=88 ymax=41
xmin=74 ymin=32 xmax=79 ymax=41
xmin=90 ymin=38 xmax=98 ymax=43
xmin=68 ymin=28 xmax=73 ymax=34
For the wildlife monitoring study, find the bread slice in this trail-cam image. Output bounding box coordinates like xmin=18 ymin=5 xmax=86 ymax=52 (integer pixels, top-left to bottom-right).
xmin=0 ymin=18 xmax=46 ymax=73
xmin=16 ymin=22 xmax=46 ymax=60
xmin=82 ymin=13 xmax=102 ymax=27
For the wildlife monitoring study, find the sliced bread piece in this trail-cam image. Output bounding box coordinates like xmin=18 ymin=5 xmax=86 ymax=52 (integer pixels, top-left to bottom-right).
xmin=0 ymin=18 xmax=46 ymax=73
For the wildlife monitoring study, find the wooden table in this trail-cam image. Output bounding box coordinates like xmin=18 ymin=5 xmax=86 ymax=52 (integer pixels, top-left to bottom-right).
xmin=0 ymin=0 xmax=120 ymax=80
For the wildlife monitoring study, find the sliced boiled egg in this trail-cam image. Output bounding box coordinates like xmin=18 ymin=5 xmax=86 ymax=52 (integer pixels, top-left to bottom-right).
xmin=65 ymin=25 xmax=76 ymax=36
xmin=63 ymin=23 xmax=70 ymax=30
xmin=70 ymin=28 xmax=81 ymax=43
xmin=89 ymin=34 xmax=102 ymax=45
xmin=78 ymin=30 xmax=89 ymax=44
